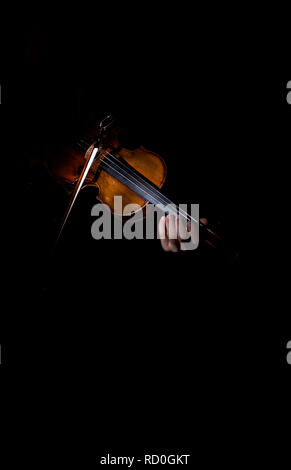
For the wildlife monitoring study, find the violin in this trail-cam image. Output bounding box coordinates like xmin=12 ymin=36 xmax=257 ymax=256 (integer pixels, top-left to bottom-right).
xmin=46 ymin=114 xmax=222 ymax=249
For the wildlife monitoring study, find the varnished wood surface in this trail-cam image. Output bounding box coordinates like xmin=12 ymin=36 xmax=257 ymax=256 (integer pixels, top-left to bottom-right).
xmin=46 ymin=124 xmax=167 ymax=216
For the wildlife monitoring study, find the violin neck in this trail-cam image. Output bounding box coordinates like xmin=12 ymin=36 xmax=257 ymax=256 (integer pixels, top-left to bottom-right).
xmin=99 ymin=153 xmax=223 ymax=250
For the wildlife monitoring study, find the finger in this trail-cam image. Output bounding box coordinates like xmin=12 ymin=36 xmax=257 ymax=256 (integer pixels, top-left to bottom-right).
xmin=167 ymin=240 xmax=179 ymax=252
xmin=159 ymin=216 xmax=172 ymax=251
xmin=160 ymin=237 xmax=171 ymax=251
xmin=167 ymin=214 xmax=178 ymax=239
xmin=180 ymin=217 xmax=200 ymax=251
xmin=177 ymin=216 xmax=190 ymax=241
xmin=158 ymin=215 xmax=167 ymax=240
xmin=200 ymin=217 xmax=208 ymax=226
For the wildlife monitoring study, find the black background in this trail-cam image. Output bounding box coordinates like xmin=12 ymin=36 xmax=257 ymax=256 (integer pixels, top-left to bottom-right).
xmin=1 ymin=8 xmax=290 ymax=468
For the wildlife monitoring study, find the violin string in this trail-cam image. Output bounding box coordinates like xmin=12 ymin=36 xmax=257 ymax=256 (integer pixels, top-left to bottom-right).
xmin=77 ymin=139 xmax=199 ymax=225
xmin=100 ymin=154 xmax=193 ymax=223
xmin=77 ymin=139 xmax=178 ymax=211
xmin=100 ymin=153 xmax=222 ymax=243
xmin=100 ymin=155 xmax=184 ymax=215
xmin=101 ymin=151 xmax=199 ymax=224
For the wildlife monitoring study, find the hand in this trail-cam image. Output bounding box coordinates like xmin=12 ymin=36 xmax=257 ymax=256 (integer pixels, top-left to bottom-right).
xmin=158 ymin=215 xmax=208 ymax=252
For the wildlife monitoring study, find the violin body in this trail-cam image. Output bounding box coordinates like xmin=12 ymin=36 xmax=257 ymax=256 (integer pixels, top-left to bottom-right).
xmin=47 ymin=124 xmax=167 ymax=216
xmin=90 ymin=145 xmax=167 ymax=216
